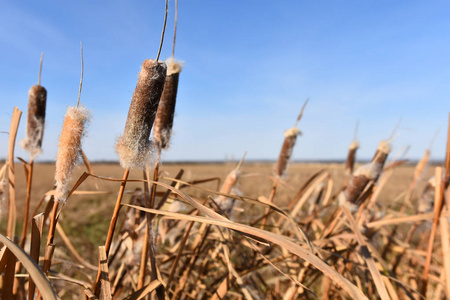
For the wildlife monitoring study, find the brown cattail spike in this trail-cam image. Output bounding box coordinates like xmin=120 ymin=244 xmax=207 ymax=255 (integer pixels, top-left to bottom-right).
xmin=116 ymin=59 xmax=167 ymax=170
xmin=371 ymin=140 xmax=391 ymax=181
xmin=21 ymin=85 xmax=47 ymax=159
xmin=216 ymin=169 xmax=240 ymax=213
xmin=418 ymin=176 xmax=436 ymax=214
xmin=274 ymin=127 xmax=300 ymax=177
xmin=345 ymin=140 xmax=359 ymax=179
xmin=153 ymin=58 xmax=183 ymax=149
xmin=54 ymin=106 xmax=90 ymax=203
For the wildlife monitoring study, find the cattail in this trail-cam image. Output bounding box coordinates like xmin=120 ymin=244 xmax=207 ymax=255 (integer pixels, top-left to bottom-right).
xmin=418 ymin=176 xmax=436 ymax=214
xmin=153 ymin=58 xmax=182 ymax=149
xmin=21 ymin=85 xmax=47 ymax=159
xmin=345 ymin=140 xmax=359 ymax=181
xmin=274 ymin=127 xmax=300 ymax=177
xmin=371 ymin=140 xmax=391 ymax=181
xmin=54 ymin=106 xmax=90 ymax=203
xmin=340 ymin=163 xmax=375 ymax=210
xmin=116 ymin=59 xmax=167 ymax=170
xmin=216 ymin=169 xmax=240 ymax=213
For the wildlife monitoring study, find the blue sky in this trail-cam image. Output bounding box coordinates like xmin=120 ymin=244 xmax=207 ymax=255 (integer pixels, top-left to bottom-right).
xmin=1 ymin=1 xmax=449 ymax=162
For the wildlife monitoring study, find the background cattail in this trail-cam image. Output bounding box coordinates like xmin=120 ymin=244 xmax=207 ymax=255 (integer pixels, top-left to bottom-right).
xmin=340 ymin=140 xmax=391 ymax=210
xmin=418 ymin=176 xmax=436 ymax=214
xmin=116 ymin=59 xmax=167 ymax=170
xmin=344 ymin=140 xmax=359 ymax=184
xmin=21 ymin=85 xmax=47 ymax=159
xmin=216 ymin=169 xmax=240 ymax=214
xmin=54 ymin=106 xmax=90 ymax=203
xmin=273 ymin=127 xmax=300 ymax=177
xmin=153 ymin=58 xmax=183 ymax=150
xmin=371 ymin=140 xmax=391 ymax=181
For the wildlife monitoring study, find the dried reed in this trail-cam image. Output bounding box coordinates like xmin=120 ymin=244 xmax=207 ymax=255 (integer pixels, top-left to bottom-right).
xmin=116 ymin=59 xmax=167 ymax=170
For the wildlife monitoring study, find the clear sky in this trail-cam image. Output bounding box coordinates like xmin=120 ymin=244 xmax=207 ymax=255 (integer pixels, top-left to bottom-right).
xmin=1 ymin=1 xmax=449 ymax=163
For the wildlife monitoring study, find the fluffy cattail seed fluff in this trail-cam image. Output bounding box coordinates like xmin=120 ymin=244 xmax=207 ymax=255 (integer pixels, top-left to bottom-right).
xmin=54 ymin=106 xmax=90 ymax=203
xmin=116 ymin=59 xmax=167 ymax=170
xmin=21 ymin=85 xmax=47 ymax=159
xmin=274 ymin=127 xmax=300 ymax=177
xmin=153 ymin=58 xmax=182 ymax=149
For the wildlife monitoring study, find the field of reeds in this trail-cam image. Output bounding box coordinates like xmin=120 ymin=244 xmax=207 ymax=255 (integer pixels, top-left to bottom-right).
xmin=1 ymin=97 xmax=450 ymax=300
xmin=1 ymin=3 xmax=450 ymax=300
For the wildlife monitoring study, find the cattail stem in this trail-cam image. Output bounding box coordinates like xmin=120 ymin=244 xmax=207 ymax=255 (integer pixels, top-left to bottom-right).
xmin=260 ymin=179 xmax=279 ymax=229
xmin=273 ymin=128 xmax=300 ymax=177
xmin=172 ymin=0 xmax=178 ymax=58
xmin=38 ymin=52 xmax=43 ymax=86
xmin=93 ymin=168 xmax=129 ymax=296
xmin=156 ymin=0 xmax=169 ymax=62
xmin=77 ymin=42 xmax=83 ymax=108
xmin=19 ymin=159 xmax=34 ymax=248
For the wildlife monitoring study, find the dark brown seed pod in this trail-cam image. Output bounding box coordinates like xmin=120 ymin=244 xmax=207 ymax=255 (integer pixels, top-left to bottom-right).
xmin=371 ymin=140 xmax=391 ymax=181
xmin=153 ymin=58 xmax=182 ymax=150
xmin=345 ymin=141 xmax=359 ymax=180
xmin=116 ymin=59 xmax=167 ymax=170
xmin=418 ymin=177 xmax=436 ymax=214
xmin=274 ymin=128 xmax=300 ymax=177
xmin=21 ymin=85 xmax=47 ymax=159
xmin=342 ymin=164 xmax=372 ymax=205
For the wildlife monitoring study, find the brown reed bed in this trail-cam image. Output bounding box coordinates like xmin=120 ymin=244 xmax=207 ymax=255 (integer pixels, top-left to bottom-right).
xmin=1 ymin=11 xmax=450 ymax=300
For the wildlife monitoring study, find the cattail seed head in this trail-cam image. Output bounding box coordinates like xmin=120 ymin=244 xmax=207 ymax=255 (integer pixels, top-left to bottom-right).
xmin=21 ymin=85 xmax=47 ymax=159
xmin=153 ymin=58 xmax=183 ymax=150
xmin=418 ymin=176 xmax=436 ymax=214
xmin=371 ymin=140 xmax=391 ymax=181
xmin=343 ymin=163 xmax=373 ymax=206
xmin=216 ymin=169 xmax=240 ymax=213
xmin=116 ymin=59 xmax=167 ymax=170
xmin=54 ymin=106 xmax=90 ymax=203
xmin=274 ymin=127 xmax=300 ymax=177
xmin=345 ymin=140 xmax=359 ymax=179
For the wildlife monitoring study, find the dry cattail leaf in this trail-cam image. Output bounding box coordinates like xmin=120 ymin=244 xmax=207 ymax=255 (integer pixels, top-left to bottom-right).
xmin=54 ymin=106 xmax=90 ymax=203
xmin=21 ymin=85 xmax=47 ymax=159
xmin=116 ymin=59 xmax=167 ymax=170
xmin=274 ymin=127 xmax=300 ymax=177
xmin=153 ymin=58 xmax=182 ymax=149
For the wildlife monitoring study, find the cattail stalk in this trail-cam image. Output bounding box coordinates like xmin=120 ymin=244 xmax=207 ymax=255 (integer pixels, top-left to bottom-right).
xmin=153 ymin=58 xmax=182 ymax=149
xmin=95 ymin=60 xmax=167 ymax=297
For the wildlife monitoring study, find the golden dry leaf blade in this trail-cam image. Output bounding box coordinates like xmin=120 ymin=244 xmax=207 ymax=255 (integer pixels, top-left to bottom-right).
xmin=124 ymin=204 xmax=368 ymax=300
xmin=0 ymin=233 xmax=57 ymax=300
xmin=341 ymin=206 xmax=390 ymax=300
xmin=365 ymin=212 xmax=434 ymax=228
xmin=122 ymin=280 xmax=162 ymax=300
